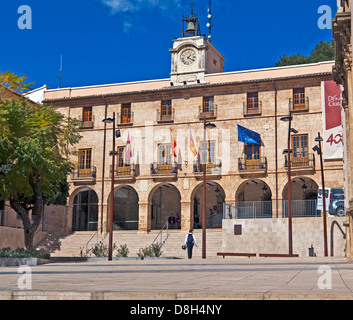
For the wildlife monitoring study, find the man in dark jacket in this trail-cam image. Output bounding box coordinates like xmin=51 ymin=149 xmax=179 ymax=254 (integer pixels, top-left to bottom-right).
xmin=184 ymin=229 xmax=197 ymax=259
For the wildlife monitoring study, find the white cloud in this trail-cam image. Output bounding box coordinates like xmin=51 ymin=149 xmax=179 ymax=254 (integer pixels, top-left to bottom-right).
xmin=100 ymin=0 xmax=182 ymax=14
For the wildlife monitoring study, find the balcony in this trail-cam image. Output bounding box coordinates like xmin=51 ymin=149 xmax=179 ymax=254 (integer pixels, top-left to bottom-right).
xmin=284 ymin=153 xmax=315 ymax=172
xmin=243 ymin=101 xmax=262 ymax=116
xmin=193 ymin=159 xmax=222 ymax=179
xmin=71 ymin=166 xmax=96 ymax=185
xmin=289 ymin=97 xmax=309 ymax=112
xmin=110 ymin=164 xmax=136 ymax=182
xmin=199 ymin=105 xmax=217 ymax=120
xmin=238 ymin=157 xmax=267 ymax=175
xmin=157 ymin=109 xmax=175 ymax=124
xmin=150 ymin=162 xmax=177 ymax=180
xmin=78 ymin=115 xmax=95 ymax=129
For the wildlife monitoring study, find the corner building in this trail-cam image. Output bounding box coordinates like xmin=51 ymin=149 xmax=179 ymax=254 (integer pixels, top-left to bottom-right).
xmin=43 ymin=22 xmax=344 ymax=255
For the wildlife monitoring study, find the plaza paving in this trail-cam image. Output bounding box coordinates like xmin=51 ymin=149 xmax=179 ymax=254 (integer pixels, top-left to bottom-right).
xmin=0 ymin=256 xmax=353 ymax=300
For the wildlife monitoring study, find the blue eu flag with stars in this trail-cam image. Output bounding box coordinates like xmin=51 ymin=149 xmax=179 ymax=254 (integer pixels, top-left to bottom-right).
xmin=237 ymin=124 xmax=261 ymax=145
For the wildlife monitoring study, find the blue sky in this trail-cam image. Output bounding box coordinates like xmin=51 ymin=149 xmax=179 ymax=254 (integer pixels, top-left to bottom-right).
xmin=0 ymin=0 xmax=336 ymax=90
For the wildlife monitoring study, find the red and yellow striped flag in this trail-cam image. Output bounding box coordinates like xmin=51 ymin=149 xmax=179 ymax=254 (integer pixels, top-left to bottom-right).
xmin=190 ymin=130 xmax=197 ymax=157
xmin=170 ymin=128 xmax=177 ymax=158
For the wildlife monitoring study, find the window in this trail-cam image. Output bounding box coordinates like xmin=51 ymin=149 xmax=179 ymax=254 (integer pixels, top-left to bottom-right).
xmin=247 ymin=93 xmax=259 ymax=112
xmin=82 ymin=107 xmax=92 ymax=123
xmin=208 ymin=140 xmax=215 ymax=164
xmin=203 ymin=97 xmax=215 ymax=114
xmin=161 ymin=100 xmax=172 ymax=117
xmin=293 ymin=88 xmax=306 ymax=110
xmin=116 ymin=146 xmax=131 ymax=176
xmin=244 ymin=143 xmax=261 ymax=169
xmin=158 ymin=144 xmax=172 ymax=166
xmin=78 ymin=149 xmax=92 ymax=177
xmin=292 ymin=134 xmax=308 ymax=166
xmin=117 ymin=147 xmax=131 ymax=168
xmin=121 ymin=103 xmax=131 ymax=124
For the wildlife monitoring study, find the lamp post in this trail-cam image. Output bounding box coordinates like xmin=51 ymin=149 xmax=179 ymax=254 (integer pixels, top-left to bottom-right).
xmin=102 ymin=113 xmax=119 ymax=261
xmin=280 ymin=114 xmax=297 ymax=256
xmin=200 ymin=116 xmax=216 ymax=259
xmin=313 ymin=132 xmax=328 ymax=257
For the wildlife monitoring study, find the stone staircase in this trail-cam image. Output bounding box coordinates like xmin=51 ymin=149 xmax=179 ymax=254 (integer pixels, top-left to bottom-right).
xmin=36 ymin=229 xmax=223 ymax=258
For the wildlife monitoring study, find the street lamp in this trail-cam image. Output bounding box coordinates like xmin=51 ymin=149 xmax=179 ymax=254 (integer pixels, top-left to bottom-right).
xmin=280 ymin=114 xmax=297 ymax=256
xmin=102 ymin=113 xmax=118 ymax=261
xmin=313 ymin=132 xmax=328 ymax=256
xmin=200 ymin=117 xmax=216 ymax=259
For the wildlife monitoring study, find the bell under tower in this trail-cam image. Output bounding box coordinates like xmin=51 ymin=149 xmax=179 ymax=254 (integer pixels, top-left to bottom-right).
xmin=169 ymin=1 xmax=225 ymax=86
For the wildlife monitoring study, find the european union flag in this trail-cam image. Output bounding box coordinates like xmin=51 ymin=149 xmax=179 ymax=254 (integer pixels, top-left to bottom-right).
xmin=237 ymin=124 xmax=261 ymax=145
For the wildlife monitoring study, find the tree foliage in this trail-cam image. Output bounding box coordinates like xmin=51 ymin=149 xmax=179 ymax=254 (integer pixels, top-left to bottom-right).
xmin=0 ymin=71 xmax=34 ymax=93
xmin=0 ymin=96 xmax=81 ymax=249
xmin=275 ymin=40 xmax=335 ymax=67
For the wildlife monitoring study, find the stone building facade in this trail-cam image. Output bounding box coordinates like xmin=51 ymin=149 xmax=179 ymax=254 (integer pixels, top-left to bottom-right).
xmin=333 ymin=0 xmax=353 ymax=260
xmin=43 ymin=58 xmax=344 ymax=237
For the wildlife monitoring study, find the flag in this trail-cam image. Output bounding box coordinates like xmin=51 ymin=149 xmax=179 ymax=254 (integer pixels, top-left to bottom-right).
xmin=237 ymin=124 xmax=261 ymax=145
xmin=190 ymin=130 xmax=197 ymax=157
xmin=125 ymin=132 xmax=132 ymax=161
xmin=170 ymin=128 xmax=177 ymax=158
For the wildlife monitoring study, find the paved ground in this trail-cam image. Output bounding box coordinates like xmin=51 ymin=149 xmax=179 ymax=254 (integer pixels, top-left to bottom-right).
xmin=1 ymin=256 xmax=353 ymax=300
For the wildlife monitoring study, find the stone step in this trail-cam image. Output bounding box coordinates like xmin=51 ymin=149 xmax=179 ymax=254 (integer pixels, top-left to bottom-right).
xmin=36 ymin=229 xmax=223 ymax=258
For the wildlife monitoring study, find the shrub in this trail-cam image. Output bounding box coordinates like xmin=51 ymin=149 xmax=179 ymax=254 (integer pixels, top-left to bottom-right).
xmin=0 ymin=247 xmax=50 ymax=259
xmin=137 ymin=243 xmax=163 ymax=258
xmin=87 ymin=241 xmax=117 ymax=257
xmin=116 ymin=244 xmax=129 ymax=257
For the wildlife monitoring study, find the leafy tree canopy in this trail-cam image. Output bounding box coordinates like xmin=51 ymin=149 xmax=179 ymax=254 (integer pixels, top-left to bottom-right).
xmin=0 ymin=96 xmax=82 ymax=249
xmin=0 ymin=71 xmax=34 ymax=93
xmin=275 ymin=40 xmax=335 ymax=67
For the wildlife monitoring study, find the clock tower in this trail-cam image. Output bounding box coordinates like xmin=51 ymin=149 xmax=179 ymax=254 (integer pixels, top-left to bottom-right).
xmin=169 ymin=9 xmax=225 ymax=86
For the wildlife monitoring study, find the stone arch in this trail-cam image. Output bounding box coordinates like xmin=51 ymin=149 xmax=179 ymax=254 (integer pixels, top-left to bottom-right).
xmin=71 ymin=187 xmax=99 ymax=231
xmin=107 ymin=185 xmax=139 ymax=231
xmin=148 ymin=183 xmax=182 ymax=230
xmin=190 ymin=181 xmax=226 ymax=229
xmin=235 ymin=179 xmax=273 ymax=218
xmin=282 ymin=176 xmax=319 ymax=217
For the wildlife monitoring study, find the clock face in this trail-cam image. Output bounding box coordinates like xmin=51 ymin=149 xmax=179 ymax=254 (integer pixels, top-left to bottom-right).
xmin=180 ymin=49 xmax=197 ymax=66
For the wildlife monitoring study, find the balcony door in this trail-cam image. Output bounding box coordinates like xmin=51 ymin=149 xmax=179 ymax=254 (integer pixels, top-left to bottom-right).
xmin=245 ymin=143 xmax=261 ymax=170
xmin=78 ymin=149 xmax=92 ymax=177
xmin=117 ymin=146 xmax=131 ymax=176
xmin=292 ymin=134 xmax=308 ymax=166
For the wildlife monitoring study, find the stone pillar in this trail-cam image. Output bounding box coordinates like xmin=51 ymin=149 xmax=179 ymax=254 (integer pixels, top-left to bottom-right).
xmin=180 ymin=201 xmax=192 ymax=233
xmin=138 ymin=201 xmax=150 ymax=233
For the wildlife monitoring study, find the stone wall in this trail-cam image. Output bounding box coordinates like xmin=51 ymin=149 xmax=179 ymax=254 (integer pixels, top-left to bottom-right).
xmin=222 ymin=217 xmax=346 ymax=257
xmin=0 ymin=227 xmax=47 ymax=250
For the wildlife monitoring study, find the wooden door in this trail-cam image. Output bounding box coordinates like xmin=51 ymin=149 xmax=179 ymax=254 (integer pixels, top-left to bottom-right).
xmin=245 ymin=143 xmax=261 ymax=170
xmin=292 ymin=134 xmax=308 ymax=166
xmin=78 ymin=149 xmax=92 ymax=177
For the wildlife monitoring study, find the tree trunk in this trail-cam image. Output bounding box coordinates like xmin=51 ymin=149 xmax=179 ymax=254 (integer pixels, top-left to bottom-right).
xmin=10 ymin=197 xmax=43 ymax=251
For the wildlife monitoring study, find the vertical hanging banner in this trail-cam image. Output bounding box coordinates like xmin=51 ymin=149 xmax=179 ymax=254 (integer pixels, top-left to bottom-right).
xmin=322 ymin=80 xmax=343 ymax=159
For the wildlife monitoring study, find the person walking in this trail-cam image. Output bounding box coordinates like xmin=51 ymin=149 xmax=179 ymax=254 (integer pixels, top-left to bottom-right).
xmin=184 ymin=229 xmax=197 ymax=259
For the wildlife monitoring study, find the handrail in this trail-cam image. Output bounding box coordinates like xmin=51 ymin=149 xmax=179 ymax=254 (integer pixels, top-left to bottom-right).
xmin=85 ymin=222 xmax=106 ymax=255
xmin=151 ymin=220 xmax=169 ymax=246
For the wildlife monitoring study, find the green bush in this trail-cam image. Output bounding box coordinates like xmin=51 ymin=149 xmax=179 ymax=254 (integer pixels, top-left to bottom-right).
xmin=116 ymin=244 xmax=129 ymax=257
xmin=87 ymin=241 xmax=117 ymax=257
xmin=137 ymin=243 xmax=163 ymax=258
xmin=0 ymin=247 xmax=50 ymax=259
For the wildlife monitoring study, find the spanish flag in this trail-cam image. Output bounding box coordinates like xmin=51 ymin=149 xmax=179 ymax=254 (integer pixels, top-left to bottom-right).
xmin=170 ymin=128 xmax=177 ymax=158
xmin=190 ymin=130 xmax=197 ymax=157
